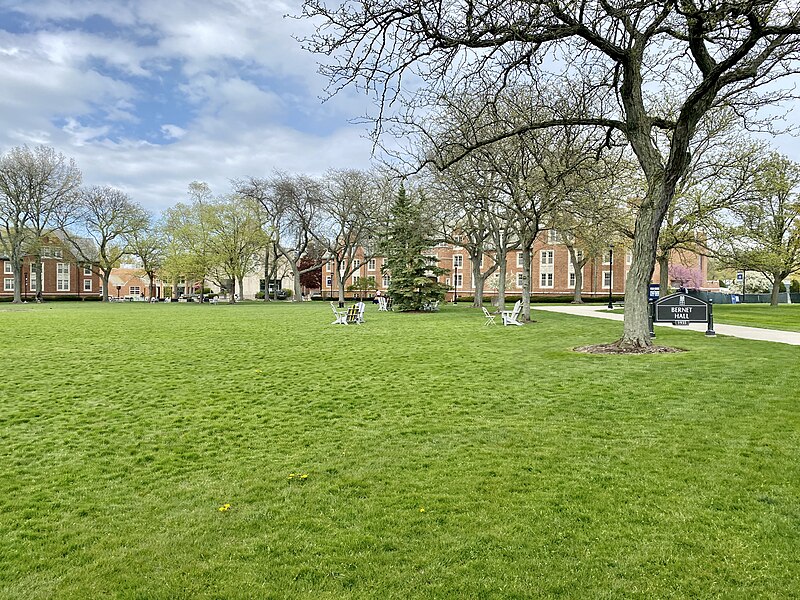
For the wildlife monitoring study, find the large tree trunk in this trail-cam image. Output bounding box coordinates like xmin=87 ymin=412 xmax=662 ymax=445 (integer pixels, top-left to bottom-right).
xmin=566 ymin=246 xmax=584 ymax=304
xmin=33 ymin=258 xmax=43 ymax=302
xmin=769 ymin=274 xmax=786 ymax=307
xmin=619 ymin=202 xmax=665 ymax=349
xmin=290 ymin=259 xmax=303 ymax=302
xmin=238 ymin=277 xmax=245 ymax=301
xmin=496 ymin=255 xmax=507 ymax=309
xmin=11 ymin=253 xmax=23 ymax=303
xmin=102 ymin=270 xmax=111 ymax=302
xmin=658 ymin=254 xmax=670 ymax=296
xmin=521 ymin=244 xmax=532 ymax=321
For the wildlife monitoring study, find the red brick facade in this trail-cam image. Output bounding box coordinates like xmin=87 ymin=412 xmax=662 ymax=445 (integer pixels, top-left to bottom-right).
xmin=322 ymin=231 xmax=714 ymax=299
xmin=0 ymin=235 xmax=103 ymax=300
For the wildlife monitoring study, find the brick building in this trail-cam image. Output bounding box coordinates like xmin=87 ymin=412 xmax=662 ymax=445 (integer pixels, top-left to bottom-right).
xmin=322 ymin=230 xmax=715 ymax=300
xmin=0 ymin=234 xmax=103 ymax=300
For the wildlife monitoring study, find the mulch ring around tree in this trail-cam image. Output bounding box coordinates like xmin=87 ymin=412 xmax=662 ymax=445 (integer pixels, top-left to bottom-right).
xmin=574 ymin=343 xmax=686 ymax=355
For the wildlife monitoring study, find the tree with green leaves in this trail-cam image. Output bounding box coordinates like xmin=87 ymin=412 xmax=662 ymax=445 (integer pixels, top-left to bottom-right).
xmin=62 ymin=186 xmax=149 ymax=302
xmin=381 ymin=184 xmax=448 ymax=311
xmin=715 ymin=152 xmax=800 ymax=306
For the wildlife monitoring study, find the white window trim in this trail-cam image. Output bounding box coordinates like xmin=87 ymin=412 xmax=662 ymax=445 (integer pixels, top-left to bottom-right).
xmin=452 ymin=254 xmax=463 ymax=268
xmin=516 ymin=272 xmax=525 ymax=288
xmin=539 ymin=272 xmax=554 ymax=288
xmin=4 ymin=277 xmax=14 ymax=291
xmin=602 ymin=271 xmax=613 ymax=289
xmin=454 ymin=273 xmax=463 ymax=289
xmin=84 ymin=265 xmax=92 ymax=276
xmin=56 ymin=263 xmax=70 ymax=292
xmin=517 ymin=252 xmax=524 ymax=268
xmin=83 ymin=279 xmax=92 ymax=292
xmin=540 ymin=250 xmax=554 ymax=266
xmin=4 ymin=262 xmax=12 ymax=274
xmin=367 ymin=258 xmax=376 ymax=271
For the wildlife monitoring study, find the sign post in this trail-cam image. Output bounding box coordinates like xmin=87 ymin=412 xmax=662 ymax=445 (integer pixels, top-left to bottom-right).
xmin=653 ymin=292 xmax=715 ymax=337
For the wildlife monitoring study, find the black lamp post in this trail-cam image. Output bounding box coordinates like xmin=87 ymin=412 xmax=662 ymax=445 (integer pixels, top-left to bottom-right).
xmin=607 ymin=244 xmax=614 ymax=310
xmin=116 ymin=285 xmax=122 ymax=300
xmin=24 ymin=273 xmax=28 ymax=302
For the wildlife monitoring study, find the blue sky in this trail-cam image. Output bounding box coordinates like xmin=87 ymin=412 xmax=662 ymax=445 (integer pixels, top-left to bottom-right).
xmin=0 ymin=0 xmax=377 ymax=213
xmin=1 ymin=1 xmax=799 ymax=215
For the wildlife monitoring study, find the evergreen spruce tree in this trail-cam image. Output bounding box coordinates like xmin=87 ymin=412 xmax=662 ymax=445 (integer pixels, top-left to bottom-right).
xmin=381 ymin=184 xmax=448 ymax=311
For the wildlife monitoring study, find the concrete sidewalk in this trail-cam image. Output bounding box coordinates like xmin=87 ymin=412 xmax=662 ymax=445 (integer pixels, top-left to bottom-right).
xmin=535 ymin=304 xmax=800 ymax=346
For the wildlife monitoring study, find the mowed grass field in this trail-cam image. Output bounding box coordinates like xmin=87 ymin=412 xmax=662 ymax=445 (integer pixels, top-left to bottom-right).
xmin=1 ymin=301 xmax=798 ymax=599
xmin=712 ymin=304 xmax=800 ymax=332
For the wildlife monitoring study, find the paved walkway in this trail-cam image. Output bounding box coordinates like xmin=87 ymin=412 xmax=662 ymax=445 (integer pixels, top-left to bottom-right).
xmin=535 ymin=304 xmax=800 ymax=346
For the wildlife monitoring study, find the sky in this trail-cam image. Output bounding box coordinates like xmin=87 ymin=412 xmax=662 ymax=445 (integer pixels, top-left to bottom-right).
xmin=1 ymin=1 xmax=799 ymax=217
xmin=0 ymin=0 xmax=378 ymax=214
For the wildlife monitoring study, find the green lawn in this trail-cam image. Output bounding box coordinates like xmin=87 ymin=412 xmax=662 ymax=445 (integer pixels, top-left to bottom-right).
xmin=1 ymin=302 xmax=798 ymax=599
xmin=712 ymin=304 xmax=800 ymax=332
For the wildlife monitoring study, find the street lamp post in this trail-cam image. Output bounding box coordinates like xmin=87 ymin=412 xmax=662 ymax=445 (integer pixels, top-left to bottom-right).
xmin=24 ymin=273 xmax=28 ymax=302
xmin=116 ymin=285 xmax=122 ymax=300
xmin=607 ymin=244 xmax=614 ymax=310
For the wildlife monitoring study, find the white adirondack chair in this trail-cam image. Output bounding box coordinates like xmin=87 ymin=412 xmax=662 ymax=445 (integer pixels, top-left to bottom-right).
xmin=378 ymin=296 xmax=389 ymax=311
xmin=331 ymin=301 xmax=347 ymax=325
xmin=501 ymin=300 xmax=524 ymax=326
xmin=482 ymin=307 xmax=497 ymax=326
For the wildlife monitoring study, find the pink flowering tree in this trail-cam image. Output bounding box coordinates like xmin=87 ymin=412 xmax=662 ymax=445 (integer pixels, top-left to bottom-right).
xmin=668 ymin=264 xmax=705 ymax=290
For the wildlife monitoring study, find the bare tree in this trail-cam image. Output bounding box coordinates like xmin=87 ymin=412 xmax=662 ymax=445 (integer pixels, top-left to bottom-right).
xmin=315 ymin=169 xmax=382 ymax=304
xmin=302 ymin=0 xmax=800 ymax=349
xmin=0 ymin=145 xmax=81 ymax=302
xmin=63 ymin=186 xmax=149 ymax=302
xmin=235 ymin=173 xmax=324 ymax=302
xmin=428 ymin=161 xmax=500 ymax=308
xmin=129 ymin=225 xmax=165 ymax=299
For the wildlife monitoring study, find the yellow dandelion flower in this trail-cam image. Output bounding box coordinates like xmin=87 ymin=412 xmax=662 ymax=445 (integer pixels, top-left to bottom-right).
xmin=419 ymin=507 xmax=426 ymax=513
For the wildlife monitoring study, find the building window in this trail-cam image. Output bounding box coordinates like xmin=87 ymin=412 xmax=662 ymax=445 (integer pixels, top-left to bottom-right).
xmin=367 ymin=258 xmax=376 ymax=271
xmin=539 ymin=250 xmax=554 ymax=288
xmin=84 ymin=265 xmax=92 ymax=276
xmin=517 ymin=252 xmax=524 ymax=267
xmin=516 ymin=273 xmax=525 ymax=288
xmin=381 ymin=274 xmax=390 ymax=288
xmin=56 ymin=263 xmax=70 ymax=291
xmin=353 ymin=259 xmax=361 ymax=270
xmin=352 ymin=275 xmax=360 ymax=285
xmin=130 ymin=286 xmax=140 ymax=296
xmin=4 ymin=278 xmax=14 ymax=291
xmin=603 ymin=271 xmax=613 ymax=289
xmin=453 ymin=255 xmax=463 ymax=268
xmin=602 ymin=251 xmax=612 ymax=265
xmin=54 ymin=248 xmax=63 ymax=259
xmin=3 ymin=262 xmax=11 ymax=274
xmin=453 ymin=234 xmax=462 ymax=244
xmin=42 ymin=247 xmax=52 ymax=258
xmin=30 ymin=267 xmax=40 ymax=291
xmin=325 ymin=276 xmax=332 ymax=287
xmin=569 ymin=271 xmax=576 ymax=287
xmin=84 ymin=279 xmax=92 ymax=292
xmin=626 ymin=251 xmax=633 ymax=265
xmin=547 ymin=230 xmax=561 ymax=244
xmin=454 ymin=273 xmax=463 ymax=288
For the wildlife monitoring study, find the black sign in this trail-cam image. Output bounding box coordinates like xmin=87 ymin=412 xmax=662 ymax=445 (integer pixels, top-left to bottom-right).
xmin=653 ymin=293 xmax=709 ymax=326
